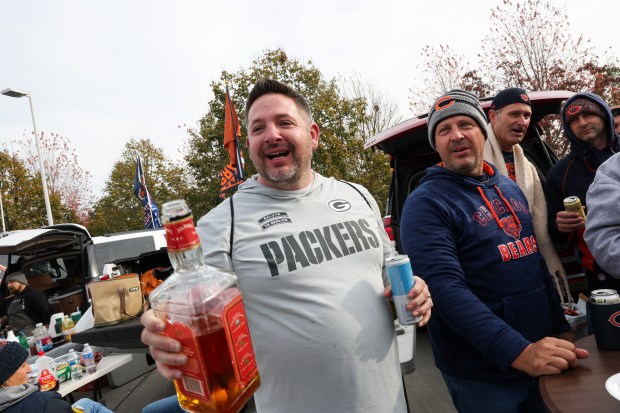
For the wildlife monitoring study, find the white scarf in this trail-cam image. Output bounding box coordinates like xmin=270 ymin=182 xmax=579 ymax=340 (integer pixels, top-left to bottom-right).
xmin=484 ymin=126 xmax=572 ymax=303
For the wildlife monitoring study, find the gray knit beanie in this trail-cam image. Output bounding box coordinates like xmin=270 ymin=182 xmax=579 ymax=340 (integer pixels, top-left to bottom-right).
xmin=0 ymin=339 xmax=29 ymax=384
xmin=427 ymin=90 xmax=488 ymax=150
xmin=6 ymin=271 xmax=28 ymax=286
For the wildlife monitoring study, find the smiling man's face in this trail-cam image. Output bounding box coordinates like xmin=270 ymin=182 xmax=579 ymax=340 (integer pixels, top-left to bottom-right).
xmin=246 ymin=93 xmax=319 ymax=191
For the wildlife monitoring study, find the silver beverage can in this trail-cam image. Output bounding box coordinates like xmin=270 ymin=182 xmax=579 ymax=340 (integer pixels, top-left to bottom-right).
xmin=386 ymin=254 xmax=423 ymax=325
xmin=590 ymin=289 xmax=620 ymax=304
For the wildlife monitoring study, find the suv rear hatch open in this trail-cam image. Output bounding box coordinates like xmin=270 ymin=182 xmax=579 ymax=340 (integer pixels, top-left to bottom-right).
xmin=365 ymin=90 xmax=586 ymax=293
xmin=0 ymin=224 xmax=93 ymax=316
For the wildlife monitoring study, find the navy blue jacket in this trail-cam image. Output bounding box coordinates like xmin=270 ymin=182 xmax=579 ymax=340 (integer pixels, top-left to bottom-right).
xmin=4 ymin=391 xmax=72 ymax=413
xmin=401 ymin=162 xmax=569 ymax=381
xmin=544 ymin=92 xmax=619 ymax=274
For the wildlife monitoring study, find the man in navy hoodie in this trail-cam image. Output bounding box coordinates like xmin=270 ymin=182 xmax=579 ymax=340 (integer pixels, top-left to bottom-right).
xmin=544 ymin=92 xmax=620 ymax=292
xmin=401 ymin=90 xmax=588 ymax=413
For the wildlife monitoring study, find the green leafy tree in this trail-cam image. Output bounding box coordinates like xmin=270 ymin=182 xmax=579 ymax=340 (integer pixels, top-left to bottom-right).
xmin=88 ymin=138 xmax=191 ymax=236
xmin=0 ymin=149 xmax=73 ymax=230
xmin=184 ymin=49 xmax=393 ymax=217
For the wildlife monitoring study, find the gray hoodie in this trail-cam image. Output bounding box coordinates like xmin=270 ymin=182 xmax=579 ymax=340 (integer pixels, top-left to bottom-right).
xmin=0 ymin=384 xmax=38 ymax=411
xmin=585 ymin=152 xmax=620 ymax=278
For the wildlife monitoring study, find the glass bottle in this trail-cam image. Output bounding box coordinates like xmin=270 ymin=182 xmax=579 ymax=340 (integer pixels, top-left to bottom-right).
xmin=149 ymin=199 xmax=260 ymax=413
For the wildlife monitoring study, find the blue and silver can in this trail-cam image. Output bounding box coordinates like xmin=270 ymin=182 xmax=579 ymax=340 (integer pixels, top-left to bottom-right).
xmin=386 ymin=254 xmax=423 ymax=325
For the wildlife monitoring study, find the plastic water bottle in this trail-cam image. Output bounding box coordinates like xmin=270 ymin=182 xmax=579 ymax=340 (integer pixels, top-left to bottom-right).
xmin=33 ymin=322 xmax=53 ymax=351
xmin=82 ymin=343 xmax=97 ymax=375
xmin=68 ymin=349 xmax=83 ymax=381
xmin=5 ymin=326 xmax=19 ymax=343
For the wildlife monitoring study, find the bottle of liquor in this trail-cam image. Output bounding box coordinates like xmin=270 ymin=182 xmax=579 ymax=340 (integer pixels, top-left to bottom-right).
xmin=149 ymin=199 xmax=260 ymax=413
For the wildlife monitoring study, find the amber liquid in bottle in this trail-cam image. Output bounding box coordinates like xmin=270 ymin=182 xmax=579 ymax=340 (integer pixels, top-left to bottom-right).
xmin=150 ymin=200 xmax=260 ymax=413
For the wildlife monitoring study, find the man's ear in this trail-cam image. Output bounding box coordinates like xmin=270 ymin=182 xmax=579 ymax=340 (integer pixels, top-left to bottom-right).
xmin=310 ymin=123 xmax=320 ymax=150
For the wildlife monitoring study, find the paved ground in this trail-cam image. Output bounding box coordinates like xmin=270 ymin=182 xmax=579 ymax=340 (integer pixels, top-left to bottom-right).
xmin=86 ymin=326 xmax=455 ymax=413
xmin=405 ymin=327 xmax=456 ymax=413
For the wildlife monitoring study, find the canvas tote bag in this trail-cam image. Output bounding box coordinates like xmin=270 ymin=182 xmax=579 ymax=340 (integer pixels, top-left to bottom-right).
xmin=87 ymin=274 xmax=144 ymax=327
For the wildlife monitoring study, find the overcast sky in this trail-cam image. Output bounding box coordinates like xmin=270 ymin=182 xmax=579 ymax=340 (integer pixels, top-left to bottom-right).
xmin=1 ymin=1 xmax=618 ymax=198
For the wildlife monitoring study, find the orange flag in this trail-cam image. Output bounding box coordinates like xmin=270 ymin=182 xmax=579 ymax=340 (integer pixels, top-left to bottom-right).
xmin=220 ymin=86 xmax=245 ymax=199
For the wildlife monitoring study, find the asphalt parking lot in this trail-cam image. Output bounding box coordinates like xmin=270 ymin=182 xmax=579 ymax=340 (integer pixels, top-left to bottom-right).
xmin=89 ymin=326 xmax=455 ymax=413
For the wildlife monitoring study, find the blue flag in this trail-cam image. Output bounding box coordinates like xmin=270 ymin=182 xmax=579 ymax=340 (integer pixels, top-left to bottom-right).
xmin=133 ymin=156 xmax=162 ymax=229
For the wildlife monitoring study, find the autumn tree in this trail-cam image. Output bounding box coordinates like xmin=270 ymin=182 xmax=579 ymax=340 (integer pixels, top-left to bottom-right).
xmin=583 ymin=61 xmax=620 ymax=106
xmin=0 ymin=149 xmax=74 ymax=230
xmin=409 ymin=45 xmax=477 ymax=115
xmin=184 ymin=49 xmax=395 ymax=217
xmin=88 ymin=138 xmax=191 ymax=236
xmin=15 ymin=131 xmax=94 ymax=224
xmin=480 ymin=0 xmax=596 ymax=92
xmin=409 ymin=0 xmax=618 ymax=157
xmin=345 ymin=74 xmax=403 ymax=140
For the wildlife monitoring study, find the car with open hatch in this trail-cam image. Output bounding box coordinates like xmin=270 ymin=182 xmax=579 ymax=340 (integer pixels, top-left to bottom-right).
xmin=365 ymin=90 xmax=586 ymax=294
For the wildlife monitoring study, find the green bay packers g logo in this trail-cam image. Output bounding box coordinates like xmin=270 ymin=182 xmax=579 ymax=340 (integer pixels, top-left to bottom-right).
xmin=328 ymin=199 xmax=351 ymax=212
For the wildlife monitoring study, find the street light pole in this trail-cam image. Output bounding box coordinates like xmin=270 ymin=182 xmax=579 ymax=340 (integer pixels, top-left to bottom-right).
xmin=0 ymin=181 xmax=5 ymax=233
xmin=2 ymin=87 xmax=54 ymax=226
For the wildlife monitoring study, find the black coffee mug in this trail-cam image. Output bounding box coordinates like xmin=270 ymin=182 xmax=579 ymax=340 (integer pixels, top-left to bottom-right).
xmin=589 ymin=301 xmax=620 ymax=350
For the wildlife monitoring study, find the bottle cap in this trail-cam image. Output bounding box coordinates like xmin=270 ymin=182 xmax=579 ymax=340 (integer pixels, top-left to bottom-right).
xmin=38 ymin=351 xmax=44 ymax=356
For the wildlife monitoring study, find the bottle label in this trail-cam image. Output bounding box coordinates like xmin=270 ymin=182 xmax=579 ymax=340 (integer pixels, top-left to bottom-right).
xmin=162 ymin=292 xmax=258 ymax=404
xmin=38 ymin=369 xmax=57 ymax=391
xmin=223 ymin=293 xmax=259 ymax=385
xmin=164 ymin=321 xmax=211 ymax=403
xmin=164 ymin=214 xmax=200 ymax=253
xmin=41 ymin=336 xmax=53 ymax=351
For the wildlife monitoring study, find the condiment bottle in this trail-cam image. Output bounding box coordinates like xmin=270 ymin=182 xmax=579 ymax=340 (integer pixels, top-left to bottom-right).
xmin=61 ymin=315 xmax=75 ymax=342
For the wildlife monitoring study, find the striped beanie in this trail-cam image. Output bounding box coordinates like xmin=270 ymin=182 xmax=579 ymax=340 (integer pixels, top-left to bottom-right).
xmin=428 ymin=90 xmax=488 ymax=150
xmin=565 ymin=97 xmax=607 ymax=125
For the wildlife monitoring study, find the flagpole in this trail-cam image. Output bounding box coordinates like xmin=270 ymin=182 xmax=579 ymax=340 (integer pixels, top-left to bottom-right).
xmin=142 ymin=157 xmax=156 ymax=228
xmin=226 ymin=86 xmax=245 ymax=179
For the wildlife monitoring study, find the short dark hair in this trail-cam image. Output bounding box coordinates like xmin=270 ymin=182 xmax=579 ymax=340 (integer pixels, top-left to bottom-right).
xmin=244 ymin=78 xmax=312 ymax=126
